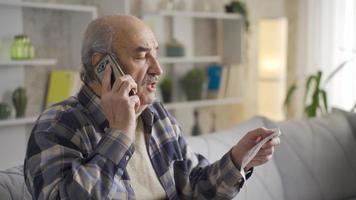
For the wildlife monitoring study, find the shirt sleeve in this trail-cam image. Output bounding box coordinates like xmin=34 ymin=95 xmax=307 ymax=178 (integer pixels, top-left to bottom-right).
xmin=173 ymin=125 xmax=253 ymax=199
xmin=24 ymin=126 xmax=134 ymax=200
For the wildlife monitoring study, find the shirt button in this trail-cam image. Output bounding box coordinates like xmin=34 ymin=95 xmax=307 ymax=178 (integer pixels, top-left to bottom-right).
xmin=125 ymin=155 xmax=130 ymax=161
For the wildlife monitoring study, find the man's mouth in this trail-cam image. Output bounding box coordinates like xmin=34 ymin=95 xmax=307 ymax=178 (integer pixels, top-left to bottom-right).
xmin=146 ymin=81 xmax=157 ymax=92
xmin=143 ymin=75 xmax=159 ymax=93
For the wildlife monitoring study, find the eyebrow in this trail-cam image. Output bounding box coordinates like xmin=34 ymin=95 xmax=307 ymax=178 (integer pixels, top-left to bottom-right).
xmin=134 ymin=45 xmax=159 ymax=53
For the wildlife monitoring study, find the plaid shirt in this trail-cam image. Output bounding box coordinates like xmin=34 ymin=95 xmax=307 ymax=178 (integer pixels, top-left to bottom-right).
xmin=24 ymin=85 xmax=252 ymax=200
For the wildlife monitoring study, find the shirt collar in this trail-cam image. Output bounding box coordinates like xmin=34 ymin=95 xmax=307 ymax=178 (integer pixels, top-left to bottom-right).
xmin=77 ymin=85 xmax=109 ymax=131
xmin=77 ymin=84 xmax=156 ymax=133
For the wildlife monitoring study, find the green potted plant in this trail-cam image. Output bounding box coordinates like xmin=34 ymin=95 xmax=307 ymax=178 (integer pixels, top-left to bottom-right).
xmin=160 ymin=76 xmax=173 ymax=103
xmin=0 ymin=102 xmax=11 ymax=120
xmin=166 ymin=38 xmax=185 ymax=57
xmin=225 ymin=1 xmax=249 ymax=31
xmin=12 ymin=87 xmax=27 ymax=118
xmin=180 ymin=68 xmax=206 ymax=101
xmin=284 ymin=60 xmax=353 ymax=117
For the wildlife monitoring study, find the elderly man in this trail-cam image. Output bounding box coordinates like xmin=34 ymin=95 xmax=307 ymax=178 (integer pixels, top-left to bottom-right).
xmin=24 ymin=15 xmax=280 ymax=200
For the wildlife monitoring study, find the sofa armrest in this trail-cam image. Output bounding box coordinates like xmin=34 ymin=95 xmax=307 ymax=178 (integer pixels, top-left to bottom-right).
xmin=0 ymin=166 xmax=31 ymax=200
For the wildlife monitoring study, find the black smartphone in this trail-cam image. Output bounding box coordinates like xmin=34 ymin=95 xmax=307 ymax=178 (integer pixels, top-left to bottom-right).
xmin=94 ymin=54 xmax=135 ymax=95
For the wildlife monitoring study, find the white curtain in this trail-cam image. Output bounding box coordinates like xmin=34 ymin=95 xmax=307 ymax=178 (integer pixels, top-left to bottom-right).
xmin=296 ymin=0 xmax=356 ymax=112
xmin=330 ymin=0 xmax=356 ymax=111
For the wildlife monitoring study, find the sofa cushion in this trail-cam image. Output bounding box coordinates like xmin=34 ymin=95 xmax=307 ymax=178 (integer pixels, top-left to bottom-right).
xmin=186 ymin=116 xmax=285 ymax=200
xmin=273 ymin=112 xmax=356 ymax=200
xmin=331 ymin=108 xmax=356 ymax=140
xmin=0 ymin=166 xmax=31 ymax=200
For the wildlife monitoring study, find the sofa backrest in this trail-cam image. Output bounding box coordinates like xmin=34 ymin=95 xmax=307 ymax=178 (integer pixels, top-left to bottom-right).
xmin=273 ymin=112 xmax=356 ymax=200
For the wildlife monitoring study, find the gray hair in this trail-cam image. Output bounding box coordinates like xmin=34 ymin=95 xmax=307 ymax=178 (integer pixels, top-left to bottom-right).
xmin=80 ymin=18 xmax=116 ymax=83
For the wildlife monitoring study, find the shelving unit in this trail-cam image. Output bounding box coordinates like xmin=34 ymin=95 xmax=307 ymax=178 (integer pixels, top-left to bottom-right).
xmin=165 ymin=97 xmax=244 ymax=110
xmin=143 ymin=9 xmax=245 ymax=108
xmin=145 ymin=10 xmax=242 ymax=20
xmin=0 ymin=59 xmax=57 ymax=66
xmin=0 ymin=0 xmax=98 ymax=169
xmin=0 ymin=117 xmax=37 ymax=127
xmin=0 ymin=0 xmax=97 ymax=17
xmin=159 ymin=55 xmax=220 ymax=64
xmin=142 ymin=5 xmax=246 ymax=134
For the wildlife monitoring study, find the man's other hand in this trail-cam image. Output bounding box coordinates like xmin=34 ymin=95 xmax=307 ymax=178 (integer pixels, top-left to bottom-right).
xmin=231 ymin=128 xmax=281 ymax=171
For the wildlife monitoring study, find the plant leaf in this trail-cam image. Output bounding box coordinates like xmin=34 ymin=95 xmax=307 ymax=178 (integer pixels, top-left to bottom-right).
xmin=324 ymin=60 xmax=351 ymax=85
xmin=319 ymin=89 xmax=328 ymax=113
xmin=304 ymin=104 xmax=317 ymax=117
xmin=315 ymin=71 xmax=322 ymax=89
xmin=283 ymin=83 xmax=297 ymax=111
xmin=304 ymin=75 xmax=317 ymax=104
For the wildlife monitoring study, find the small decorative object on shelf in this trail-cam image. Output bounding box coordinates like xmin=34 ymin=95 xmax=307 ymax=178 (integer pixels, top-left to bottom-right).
xmin=160 ymin=76 xmax=173 ymax=103
xmin=225 ymin=0 xmax=249 ymax=30
xmin=0 ymin=102 xmax=11 ymax=120
xmin=207 ymin=64 xmax=223 ymax=99
xmin=180 ymin=68 xmax=206 ymax=100
xmin=191 ymin=109 xmax=202 ymax=136
xmin=10 ymin=34 xmax=35 ymax=60
xmin=166 ymin=38 xmax=185 ymax=57
xmin=12 ymin=87 xmax=27 ymax=118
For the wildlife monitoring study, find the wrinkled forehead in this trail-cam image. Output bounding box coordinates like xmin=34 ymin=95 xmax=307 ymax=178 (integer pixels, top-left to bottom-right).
xmin=113 ymin=22 xmax=158 ymax=53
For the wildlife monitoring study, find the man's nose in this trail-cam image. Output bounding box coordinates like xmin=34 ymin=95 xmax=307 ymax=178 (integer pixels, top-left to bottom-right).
xmin=149 ymin=56 xmax=163 ymax=76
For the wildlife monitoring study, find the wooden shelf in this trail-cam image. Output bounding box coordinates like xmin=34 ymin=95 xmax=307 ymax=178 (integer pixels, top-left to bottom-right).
xmin=0 ymin=59 xmax=57 ymax=66
xmin=0 ymin=116 xmax=37 ymax=127
xmin=0 ymin=0 xmax=97 ymax=18
xmin=145 ymin=10 xmax=242 ymax=20
xmin=159 ymin=56 xmax=220 ymax=64
xmin=164 ymin=97 xmax=244 ymax=110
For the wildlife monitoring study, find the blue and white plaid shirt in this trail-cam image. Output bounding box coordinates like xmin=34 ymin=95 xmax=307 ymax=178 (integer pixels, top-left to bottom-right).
xmin=24 ymin=85 xmax=252 ymax=199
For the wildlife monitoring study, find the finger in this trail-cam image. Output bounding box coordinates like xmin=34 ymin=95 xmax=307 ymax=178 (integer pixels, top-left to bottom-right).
xmin=129 ymin=95 xmax=140 ymax=110
xmin=101 ymin=65 xmax=112 ymax=94
xmin=248 ymin=127 xmax=275 ymax=141
xmin=261 ymin=137 xmax=281 ymax=149
xmin=260 ymin=128 xmax=278 ymax=138
xmin=251 ymin=155 xmax=272 ymax=163
xmin=113 ymin=75 xmax=137 ymax=94
xmin=256 ymin=147 xmax=274 ymax=156
xmin=112 ymin=75 xmax=130 ymax=91
xmin=117 ymin=78 xmax=138 ymax=97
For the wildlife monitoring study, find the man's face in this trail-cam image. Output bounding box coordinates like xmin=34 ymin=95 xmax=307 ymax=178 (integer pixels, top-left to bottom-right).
xmin=114 ymin=25 xmax=163 ymax=107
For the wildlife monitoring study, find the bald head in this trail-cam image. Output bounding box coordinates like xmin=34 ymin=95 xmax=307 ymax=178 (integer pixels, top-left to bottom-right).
xmin=80 ymin=15 xmax=155 ymax=83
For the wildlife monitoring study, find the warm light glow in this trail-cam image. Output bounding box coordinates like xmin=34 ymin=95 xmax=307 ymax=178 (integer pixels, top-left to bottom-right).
xmin=258 ymin=18 xmax=288 ymax=79
xmin=260 ymin=58 xmax=284 ymax=78
xmin=257 ymin=18 xmax=288 ymax=120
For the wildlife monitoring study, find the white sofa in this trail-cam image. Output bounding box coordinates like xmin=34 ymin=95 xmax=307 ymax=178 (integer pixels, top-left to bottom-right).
xmin=1 ymin=111 xmax=356 ymax=200
xmin=187 ymin=111 xmax=356 ymax=200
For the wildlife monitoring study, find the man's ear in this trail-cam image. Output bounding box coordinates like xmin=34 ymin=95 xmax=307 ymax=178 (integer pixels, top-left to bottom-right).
xmin=91 ymin=52 xmax=104 ymax=67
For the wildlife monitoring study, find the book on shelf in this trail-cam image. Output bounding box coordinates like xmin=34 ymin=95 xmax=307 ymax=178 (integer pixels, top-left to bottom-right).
xmin=45 ymin=70 xmax=82 ymax=108
xmin=217 ymin=65 xmax=229 ymax=98
xmin=217 ymin=64 xmax=244 ymax=98
xmin=225 ymin=64 xmax=244 ymax=98
xmin=206 ymin=64 xmax=223 ymax=99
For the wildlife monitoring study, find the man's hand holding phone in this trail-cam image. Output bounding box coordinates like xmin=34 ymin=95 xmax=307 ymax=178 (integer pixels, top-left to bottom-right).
xmin=100 ymin=66 xmax=140 ymax=141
